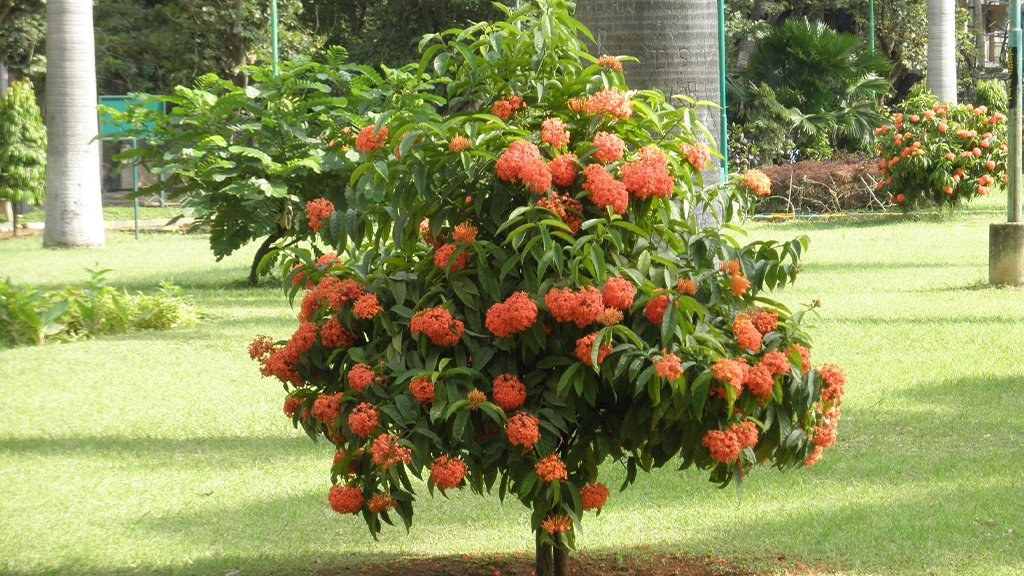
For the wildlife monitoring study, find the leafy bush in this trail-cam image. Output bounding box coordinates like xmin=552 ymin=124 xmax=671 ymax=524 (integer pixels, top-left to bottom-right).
xmin=0 ymin=270 xmax=198 ymax=347
xmin=974 ymin=79 xmax=1008 ymax=116
xmin=726 ymin=82 xmax=795 ymax=171
xmin=875 ymin=93 xmax=1007 ymax=208
xmin=250 ymin=2 xmax=844 ymax=573
xmin=0 ymin=79 xmax=47 ymax=234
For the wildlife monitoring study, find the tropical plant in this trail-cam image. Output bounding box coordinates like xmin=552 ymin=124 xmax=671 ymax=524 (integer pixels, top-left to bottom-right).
xmin=250 ymin=3 xmax=844 ymax=576
xmin=974 ymin=79 xmax=1008 ymax=115
xmin=875 ymin=92 xmax=1006 ymax=208
xmin=726 ymin=81 xmax=795 ymax=170
xmin=0 ymin=79 xmax=46 ymax=235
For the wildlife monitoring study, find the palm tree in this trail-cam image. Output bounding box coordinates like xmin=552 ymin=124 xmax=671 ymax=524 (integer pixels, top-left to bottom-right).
xmin=927 ymin=0 xmax=957 ymax=103
xmin=43 ymin=0 xmax=104 ymax=247
xmin=575 ymin=0 xmax=722 ymax=184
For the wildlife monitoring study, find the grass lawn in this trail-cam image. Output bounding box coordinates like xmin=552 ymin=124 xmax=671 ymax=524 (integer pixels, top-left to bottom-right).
xmin=1 ymin=196 xmax=1022 ymax=576
xmin=11 ymin=205 xmax=183 ymax=225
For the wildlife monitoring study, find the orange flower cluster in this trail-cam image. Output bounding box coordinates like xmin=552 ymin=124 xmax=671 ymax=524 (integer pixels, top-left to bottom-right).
xmin=492 ymin=374 xmax=527 ymax=411
xmin=804 ymin=407 xmax=841 ymax=467
xmin=548 ymin=154 xmax=579 ymax=188
xmin=740 ymin=169 xmax=772 ymax=197
xmin=348 ymin=402 xmax=378 ymax=437
xmin=485 ymin=292 xmax=539 ymax=337
xmin=712 ymin=358 xmax=749 ymax=398
xmin=582 ymin=164 xmax=628 ymax=215
xmin=410 ymin=307 xmax=465 ymax=347
xmin=353 ymin=294 xmax=383 ymax=320
xmin=676 ymin=278 xmax=697 ymax=296
xmin=313 ymin=393 xmax=342 ymax=425
xmin=541 ymin=514 xmax=573 ymax=535
xmin=535 ymin=454 xmax=568 ymax=482
xmin=408 ymin=376 xmax=434 ymax=405
xmin=576 ymin=333 xmax=612 ymax=367
xmin=333 ymin=447 xmax=361 ymax=476
xmin=535 ymin=192 xmax=583 ymax=234
xmin=544 ymin=286 xmax=604 ymax=328
xmin=370 ymin=433 xmax=413 ymax=469
xmin=328 ymin=484 xmax=363 ymax=514
xmin=596 ymin=307 xmax=623 ymax=326
xmin=448 ymin=134 xmax=472 ymax=153
xmin=621 ymin=146 xmax=674 ymax=200
xmin=430 ymin=455 xmax=468 ymax=490
xmin=644 ymin=293 xmax=670 ymax=324
xmin=249 ymin=335 xmax=275 ymax=362
xmin=759 ymin=350 xmax=791 ymax=377
xmin=355 ymin=125 xmax=388 ymax=153
xmin=751 ymin=310 xmax=778 ymax=334
xmin=681 ymin=142 xmax=710 ymax=171
xmin=491 ymin=95 xmax=526 ymax=121
xmin=305 ymin=199 xmax=334 ymax=233
xmin=601 ymin=277 xmax=636 ymax=311
xmin=452 ymin=223 xmax=478 ymax=244
xmin=496 ymin=140 xmax=552 ymax=194
xmin=596 ymin=54 xmax=623 ymax=72
xmin=580 ymin=482 xmax=609 ymax=511
xmin=433 ymin=244 xmax=470 ymax=273
xmin=719 ymin=260 xmax=751 ymax=297
xmin=506 ymin=412 xmax=540 ymax=450
xmin=467 ymin=389 xmax=487 ymax=409
xmin=819 ymin=363 xmax=846 ymax=405
xmin=316 ymin=253 xmax=342 ymax=271
xmin=367 ymin=493 xmax=396 ymax=514
xmin=312 ymin=276 xmax=365 ymax=312
xmin=702 ymin=420 xmax=759 ymax=464
xmin=787 ymin=343 xmax=811 ymax=374
xmin=321 ymin=318 xmax=357 ymax=349
xmin=744 ymin=363 xmax=774 ymax=401
xmin=347 ymin=363 xmax=375 ymax=393
xmin=582 ymin=88 xmax=632 ymax=120
xmin=591 ymin=131 xmax=625 ymax=164
xmin=655 ymin=350 xmax=683 ymax=381
xmin=541 ymin=117 xmax=571 ymax=148
xmin=283 ymin=396 xmax=300 ymax=418
xmin=732 ymin=314 xmax=763 ymax=353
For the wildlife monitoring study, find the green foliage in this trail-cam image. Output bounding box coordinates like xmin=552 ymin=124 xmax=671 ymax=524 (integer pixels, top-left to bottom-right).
xmin=0 ymin=0 xmax=46 ymax=77
xmin=253 ymin=0 xmax=839 ymax=553
xmin=875 ymin=92 xmax=1007 ymax=208
xmin=0 ymin=80 xmax=47 ymax=208
xmin=726 ymin=82 xmax=795 ymax=170
xmin=0 ymin=269 xmax=197 ymax=348
xmin=974 ymin=79 xmax=1008 ymax=116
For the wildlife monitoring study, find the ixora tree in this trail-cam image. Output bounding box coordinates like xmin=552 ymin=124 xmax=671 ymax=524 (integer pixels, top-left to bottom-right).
xmin=251 ymin=3 xmax=845 ymax=574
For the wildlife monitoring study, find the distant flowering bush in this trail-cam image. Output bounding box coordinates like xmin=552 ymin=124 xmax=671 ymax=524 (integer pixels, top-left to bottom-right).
xmin=251 ymin=1 xmax=840 ymax=573
xmin=875 ymin=93 xmax=1007 ymax=208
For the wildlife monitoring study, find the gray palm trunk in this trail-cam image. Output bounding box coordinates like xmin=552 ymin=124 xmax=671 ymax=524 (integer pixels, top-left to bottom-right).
xmin=43 ymin=0 xmax=104 ymax=247
xmin=927 ymin=0 xmax=958 ymax=104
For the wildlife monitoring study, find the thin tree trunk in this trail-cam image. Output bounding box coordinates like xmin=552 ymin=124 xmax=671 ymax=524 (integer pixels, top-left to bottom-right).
xmin=927 ymin=0 xmax=958 ymax=103
xmin=249 ymin=227 xmax=286 ymax=286
xmin=43 ymin=0 xmax=105 ymax=248
xmin=553 ymin=546 xmax=569 ymax=576
xmin=11 ymin=207 xmax=17 ymax=236
xmin=535 ymin=531 xmax=554 ymax=576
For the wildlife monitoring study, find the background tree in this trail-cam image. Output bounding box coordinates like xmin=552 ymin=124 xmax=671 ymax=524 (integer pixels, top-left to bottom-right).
xmin=0 ymin=0 xmax=47 ymax=81
xmin=43 ymin=0 xmax=105 ymax=248
xmin=927 ymin=0 xmax=958 ymax=103
xmin=0 ymin=80 xmax=47 ymax=235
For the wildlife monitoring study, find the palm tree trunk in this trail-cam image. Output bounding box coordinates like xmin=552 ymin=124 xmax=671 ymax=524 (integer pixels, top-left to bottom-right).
xmin=43 ymin=0 xmax=105 ymax=247
xmin=927 ymin=0 xmax=958 ymax=103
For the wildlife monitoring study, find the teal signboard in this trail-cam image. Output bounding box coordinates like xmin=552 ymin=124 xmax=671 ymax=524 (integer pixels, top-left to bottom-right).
xmin=98 ymin=95 xmax=163 ymax=139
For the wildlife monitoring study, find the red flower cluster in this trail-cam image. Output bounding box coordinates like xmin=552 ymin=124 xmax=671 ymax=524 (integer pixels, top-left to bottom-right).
xmin=583 ymin=88 xmax=632 ymax=120
xmin=703 ymin=420 xmax=759 ymax=464
xmin=751 ymin=310 xmax=778 ymax=334
xmin=596 ymin=55 xmax=622 ymax=72
xmin=353 ymin=294 xmax=383 ymax=320
xmin=597 ymin=307 xmax=623 ymax=326
xmin=541 ymin=117 xmax=571 ymax=148
xmin=249 ymin=335 xmax=275 ymax=362
xmin=347 ymin=363 xmax=375 ymax=393
xmin=430 ymin=455 xmax=468 ymax=490
xmin=410 ymin=307 xmax=465 ymax=347
xmin=744 ymin=363 xmax=774 ymax=400
xmin=580 ymin=482 xmax=609 ymax=511
xmin=355 ymin=125 xmax=388 ymax=153
xmin=644 ymin=293 xmax=670 ymax=324
xmin=805 ymin=408 xmax=841 ymax=467
xmin=370 ymin=433 xmax=413 ymax=469
xmin=452 ymin=223 xmax=478 ymax=244
xmin=535 ymin=192 xmax=582 ymax=234
xmin=621 ymin=146 xmax=673 ymax=200
xmin=681 ymin=142 xmax=710 ymax=171
xmin=485 ymin=292 xmax=539 ymax=337
xmin=591 ymin=131 xmax=625 ymax=164
xmin=313 ymin=393 xmax=342 ymax=425
xmin=576 ymin=333 xmax=612 ymax=367
xmin=316 ymin=252 xmax=342 ymax=270
xmin=541 ymin=515 xmax=573 ymax=535
xmin=740 ymin=169 xmax=772 ymax=197
xmin=448 ymin=134 xmax=472 ymax=153
xmin=492 ymin=374 xmax=527 ymax=412
xmin=759 ymin=350 xmax=790 ymax=376
xmin=314 ymin=276 xmax=365 ymax=312
xmin=720 ymin=260 xmax=751 ymax=297
xmin=433 ymin=244 xmax=470 ymax=273
xmin=306 ymin=199 xmax=334 ymax=233
xmin=506 ymin=412 xmax=540 ymax=450
xmin=548 ymin=154 xmax=579 ymax=188
xmin=496 ymin=140 xmax=552 ymax=194
xmin=348 ymin=402 xmax=378 ymax=437
xmin=712 ymin=358 xmax=749 ymax=398
xmin=602 ymin=277 xmax=635 ymax=310
xmin=655 ymin=350 xmax=683 ymax=381
xmin=321 ymin=318 xmax=356 ymax=349
xmin=788 ymin=343 xmax=811 ymax=374
xmin=535 ymin=454 xmax=568 ymax=482
xmin=407 ymin=376 xmax=434 ymax=404
xmin=732 ymin=314 xmax=763 ymax=353
xmin=544 ymin=286 xmax=604 ymax=328
xmin=367 ymin=493 xmax=396 ymax=514
xmin=819 ymin=364 xmax=846 ymax=405
xmin=491 ymin=95 xmax=526 ymax=121
xmin=328 ymin=484 xmax=363 ymax=514
xmin=332 ymin=447 xmax=361 ymax=476
xmin=283 ymin=396 xmax=301 ymax=418
xmin=582 ymin=164 xmax=628 ymax=215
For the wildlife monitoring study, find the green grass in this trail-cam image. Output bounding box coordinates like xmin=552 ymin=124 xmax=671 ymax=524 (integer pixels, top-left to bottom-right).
xmin=12 ymin=205 xmax=183 ymax=224
xmin=1 ymin=196 xmax=1022 ymax=576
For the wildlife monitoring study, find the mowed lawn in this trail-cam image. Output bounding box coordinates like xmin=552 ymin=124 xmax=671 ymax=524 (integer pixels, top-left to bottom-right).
xmin=1 ymin=198 xmax=1022 ymax=576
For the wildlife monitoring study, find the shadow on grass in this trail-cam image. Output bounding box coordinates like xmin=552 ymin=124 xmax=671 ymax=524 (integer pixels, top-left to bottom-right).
xmin=0 ymin=434 xmax=317 ymax=459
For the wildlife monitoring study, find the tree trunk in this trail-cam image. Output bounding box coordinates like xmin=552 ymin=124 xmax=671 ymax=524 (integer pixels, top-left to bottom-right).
xmin=927 ymin=0 xmax=958 ymax=103
xmin=535 ymin=531 xmax=554 ymax=576
xmin=249 ymin=227 xmax=286 ymax=286
xmin=43 ymin=0 xmax=105 ymax=248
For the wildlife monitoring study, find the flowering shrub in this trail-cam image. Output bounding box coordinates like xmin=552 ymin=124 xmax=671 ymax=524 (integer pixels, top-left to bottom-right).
xmin=875 ymin=93 xmax=1007 ymax=208
xmin=251 ymin=1 xmax=841 ymax=572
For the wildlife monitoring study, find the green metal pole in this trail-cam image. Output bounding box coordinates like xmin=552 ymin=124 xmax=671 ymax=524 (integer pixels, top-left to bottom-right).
xmin=868 ymin=0 xmax=876 ymax=53
xmin=270 ymin=0 xmax=280 ymax=76
xmin=1010 ymin=0 xmax=1022 ymax=223
xmin=718 ymin=0 xmax=729 ymax=179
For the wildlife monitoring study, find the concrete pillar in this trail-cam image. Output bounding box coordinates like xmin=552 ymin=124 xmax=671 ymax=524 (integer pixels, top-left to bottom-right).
xmin=989 ymin=223 xmax=1024 ymax=285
